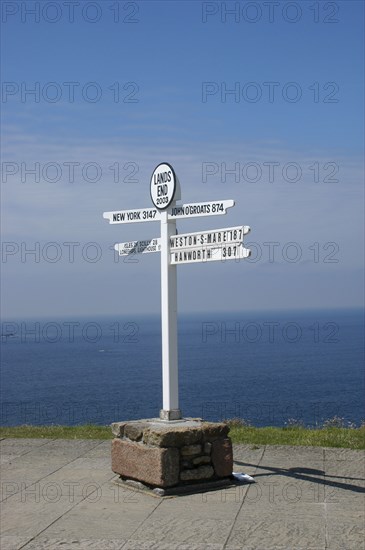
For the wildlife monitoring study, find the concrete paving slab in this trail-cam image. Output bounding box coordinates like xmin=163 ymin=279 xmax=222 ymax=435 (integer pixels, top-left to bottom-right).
xmin=123 ymin=542 xmax=224 ymax=549
xmin=0 ymin=441 xmax=103 ymax=502
xmin=324 ymin=473 xmax=364 ymax=491
xmin=0 ymin=439 xmax=363 ymax=550
xmin=237 ymin=462 xmax=327 ymax=507
xmin=81 ymin=441 xmax=111 ymax=458
xmin=242 ymin=478 xmax=326 ymax=507
xmin=323 ymin=481 xmax=365 ymax=509
xmin=1 ymin=493 xmax=86 ymax=539
xmin=250 ymin=460 xmax=325 ymax=475
xmin=229 ymin=444 xmax=265 ymax=462
xmin=260 ymin=444 xmax=324 ymax=460
xmin=326 ymin=503 xmax=365 ymax=520
xmin=324 ymin=447 xmax=364 ymax=461
xmin=259 ymin=452 xmax=324 ymax=466
xmin=227 ymin=548 xmax=325 ymax=550
xmin=0 ymin=439 xmax=52 ymax=465
xmin=23 ymin=541 xmax=224 ymax=550
xmin=30 ymin=491 xmax=160 ymax=541
xmin=326 ymin=517 xmax=365 ymax=549
xmin=12 ymin=468 xmax=116 ymax=498
xmin=226 ymin=506 xmax=326 ymax=550
xmin=14 ymin=538 xmax=127 ymax=549
xmin=324 ymin=460 xmax=365 ymax=478
xmin=1 ymin=536 xmax=34 ymax=550
xmin=0 ymin=454 xmax=26 ymax=466
xmin=20 ymin=439 xmax=100 ymax=458
xmin=52 ymin=456 xmax=111 ymax=471
xmin=1 ymin=464 xmax=81 ymax=499
xmin=186 ymin=483 xmax=251 ymax=505
xmin=128 ymin=513 xmax=233 ymax=546
xmin=0 ymin=438 xmax=53 ymax=449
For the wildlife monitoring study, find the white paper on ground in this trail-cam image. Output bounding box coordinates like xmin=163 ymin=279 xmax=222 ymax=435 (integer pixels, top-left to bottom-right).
xmin=232 ymin=472 xmax=255 ymax=483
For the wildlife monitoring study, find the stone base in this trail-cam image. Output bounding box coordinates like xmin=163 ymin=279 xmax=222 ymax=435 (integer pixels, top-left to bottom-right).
xmin=159 ymin=408 xmax=182 ymax=421
xmin=114 ymin=475 xmax=236 ymax=497
xmin=111 ymin=418 xmax=233 ymax=489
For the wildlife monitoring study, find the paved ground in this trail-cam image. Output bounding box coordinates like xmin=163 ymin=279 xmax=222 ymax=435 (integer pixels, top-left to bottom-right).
xmin=0 ymin=438 xmax=364 ymax=550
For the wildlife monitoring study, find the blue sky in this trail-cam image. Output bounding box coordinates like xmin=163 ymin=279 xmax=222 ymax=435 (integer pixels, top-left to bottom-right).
xmin=1 ymin=0 xmax=364 ymax=318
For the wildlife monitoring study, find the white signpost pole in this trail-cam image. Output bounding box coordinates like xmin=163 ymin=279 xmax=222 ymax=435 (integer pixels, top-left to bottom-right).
xmin=160 ymin=210 xmax=181 ymax=420
xmin=150 ymin=162 xmax=182 ymax=420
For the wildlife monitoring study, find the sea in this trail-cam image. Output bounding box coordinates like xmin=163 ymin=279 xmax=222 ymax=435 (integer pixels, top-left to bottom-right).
xmin=1 ymin=308 xmax=364 ymax=428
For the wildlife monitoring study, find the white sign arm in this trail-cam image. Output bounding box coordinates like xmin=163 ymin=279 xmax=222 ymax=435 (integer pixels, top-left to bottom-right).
xmin=168 ymin=200 xmax=235 ymax=220
xmin=115 ymin=238 xmax=161 ymax=255
xmin=103 ymin=208 xmax=161 ymax=224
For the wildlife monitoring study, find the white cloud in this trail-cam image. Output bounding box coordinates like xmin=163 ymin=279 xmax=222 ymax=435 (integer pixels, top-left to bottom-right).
xmin=1 ymin=124 xmax=363 ymax=317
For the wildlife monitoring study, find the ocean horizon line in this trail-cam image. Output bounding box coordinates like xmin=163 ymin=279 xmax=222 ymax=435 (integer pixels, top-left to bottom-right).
xmin=2 ymin=305 xmax=364 ymax=323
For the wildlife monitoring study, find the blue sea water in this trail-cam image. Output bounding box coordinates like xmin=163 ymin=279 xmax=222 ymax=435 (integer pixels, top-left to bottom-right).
xmin=1 ymin=309 xmax=364 ymax=427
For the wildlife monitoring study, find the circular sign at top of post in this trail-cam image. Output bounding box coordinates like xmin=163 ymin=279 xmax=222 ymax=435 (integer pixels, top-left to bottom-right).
xmin=150 ymin=162 xmax=177 ymax=210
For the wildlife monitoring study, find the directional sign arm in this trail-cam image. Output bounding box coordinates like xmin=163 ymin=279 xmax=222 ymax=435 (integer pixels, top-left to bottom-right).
xmin=168 ymin=200 xmax=235 ymax=220
xmin=170 ymin=225 xmax=250 ymax=250
xmin=103 ymin=207 xmax=161 ymax=224
xmin=115 ymin=238 xmax=161 ymax=255
xmin=170 ymin=243 xmax=251 ymax=265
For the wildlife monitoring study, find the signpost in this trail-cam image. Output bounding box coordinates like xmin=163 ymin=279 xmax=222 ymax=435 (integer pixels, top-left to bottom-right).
xmin=103 ymin=162 xmax=251 ymax=421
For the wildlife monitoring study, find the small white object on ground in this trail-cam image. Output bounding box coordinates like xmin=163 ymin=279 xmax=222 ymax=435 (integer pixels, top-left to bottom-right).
xmin=232 ymin=472 xmax=255 ymax=483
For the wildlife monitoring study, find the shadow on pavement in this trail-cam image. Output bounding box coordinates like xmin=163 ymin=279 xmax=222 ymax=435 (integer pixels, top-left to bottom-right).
xmin=234 ymin=460 xmax=365 ymax=494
